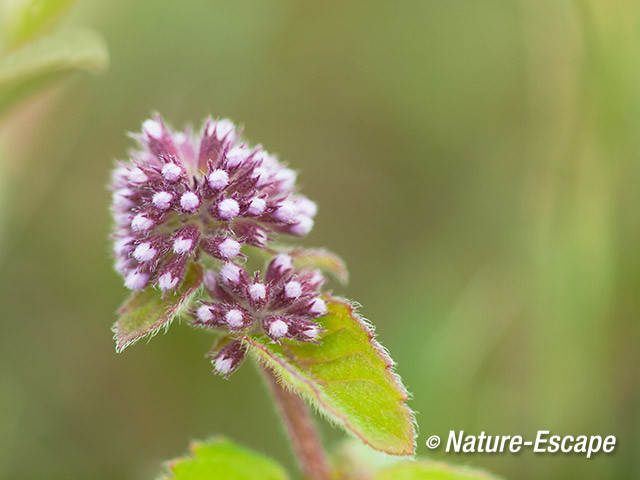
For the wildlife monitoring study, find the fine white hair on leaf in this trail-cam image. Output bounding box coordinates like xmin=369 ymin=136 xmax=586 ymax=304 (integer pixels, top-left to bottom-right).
xmin=208 ymin=169 xmax=229 ymax=190
xmin=218 ymin=198 xmax=240 ymax=220
xmin=152 ymin=191 xmax=173 ymax=210
xmin=173 ymin=237 xmax=193 ymax=254
xmin=125 ymin=270 xmax=149 ymax=290
xmin=128 ymin=167 xmax=148 ymax=183
xmin=269 ymin=319 xmax=288 ymax=338
xmin=131 ymin=214 xmax=153 ymax=232
xmin=180 ymin=192 xmax=200 ymax=211
xmin=225 ymin=309 xmax=244 ymax=328
xmin=284 ymin=280 xmax=302 ymax=299
xmin=247 ymin=197 xmax=266 ymax=216
xmin=218 ymin=238 xmax=240 ymax=259
xmin=133 ymin=242 xmax=157 ymax=262
xmin=161 ymin=163 xmax=182 ymax=182
xmin=197 ymin=305 xmax=214 ymax=322
xmin=215 ymin=356 xmax=233 ymax=374
xmin=143 ymin=119 xmax=163 ymax=139
xmin=158 ymin=272 xmax=179 ymax=291
xmin=220 ymin=263 xmax=241 ymax=284
xmin=248 ymin=283 xmax=266 ymax=301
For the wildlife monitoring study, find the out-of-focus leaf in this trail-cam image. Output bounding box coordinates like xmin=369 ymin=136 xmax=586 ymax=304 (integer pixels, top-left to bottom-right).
xmin=244 ymin=297 xmax=415 ymax=456
xmin=374 ymin=460 xmax=501 ymax=480
xmin=1 ymin=0 xmax=77 ymax=47
xmin=290 ymin=248 xmax=349 ymax=285
xmin=159 ymin=438 xmax=288 ymax=480
xmin=0 ymin=27 xmax=108 ymax=115
xmin=113 ymin=263 xmax=203 ymax=353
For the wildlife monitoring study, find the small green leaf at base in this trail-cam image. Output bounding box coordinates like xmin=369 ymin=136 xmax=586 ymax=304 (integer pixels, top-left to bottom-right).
xmin=113 ymin=263 xmax=203 ymax=352
xmin=374 ymin=461 xmax=502 ymax=480
xmin=159 ymin=438 xmax=288 ymax=480
xmin=244 ymin=297 xmax=415 ymax=456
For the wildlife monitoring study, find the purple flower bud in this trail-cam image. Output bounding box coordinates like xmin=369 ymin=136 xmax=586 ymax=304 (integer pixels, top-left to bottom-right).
xmin=210 ymin=340 xmax=247 ymax=378
xmin=201 ymin=236 xmax=241 ymax=260
xmin=110 ymin=115 xmax=317 ymax=296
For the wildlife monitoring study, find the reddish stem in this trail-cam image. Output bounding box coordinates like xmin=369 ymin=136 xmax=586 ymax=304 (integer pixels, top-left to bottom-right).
xmin=261 ymin=366 xmax=331 ymax=480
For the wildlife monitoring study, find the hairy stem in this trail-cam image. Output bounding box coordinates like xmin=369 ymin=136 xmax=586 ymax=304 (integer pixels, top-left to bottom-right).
xmin=261 ymin=365 xmax=331 ymax=480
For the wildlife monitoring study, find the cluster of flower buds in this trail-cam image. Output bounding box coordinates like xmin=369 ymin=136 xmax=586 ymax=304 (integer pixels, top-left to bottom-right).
xmin=194 ymin=254 xmax=328 ymax=376
xmin=110 ymin=116 xmax=317 ymax=292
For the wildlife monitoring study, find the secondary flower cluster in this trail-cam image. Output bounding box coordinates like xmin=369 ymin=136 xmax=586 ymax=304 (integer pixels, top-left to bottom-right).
xmin=110 ymin=116 xmax=327 ymax=377
xmin=110 ymin=116 xmax=317 ymax=292
xmin=194 ymin=254 xmax=328 ymax=376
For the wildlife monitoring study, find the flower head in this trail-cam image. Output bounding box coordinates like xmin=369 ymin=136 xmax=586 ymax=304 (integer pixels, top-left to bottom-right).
xmin=110 ymin=115 xmax=317 ymax=291
xmin=194 ymin=254 xmax=328 ymax=376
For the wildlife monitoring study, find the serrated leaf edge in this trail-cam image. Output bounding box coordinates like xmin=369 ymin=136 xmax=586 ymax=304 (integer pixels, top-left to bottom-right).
xmin=244 ymin=296 xmax=417 ymax=456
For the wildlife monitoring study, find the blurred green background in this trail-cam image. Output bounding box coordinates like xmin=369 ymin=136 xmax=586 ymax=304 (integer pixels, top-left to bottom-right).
xmin=0 ymin=1 xmax=638 ymax=479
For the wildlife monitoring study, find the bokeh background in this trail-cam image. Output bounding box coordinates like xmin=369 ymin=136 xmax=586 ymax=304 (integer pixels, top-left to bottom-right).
xmin=0 ymin=1 xmax=638 ymax=479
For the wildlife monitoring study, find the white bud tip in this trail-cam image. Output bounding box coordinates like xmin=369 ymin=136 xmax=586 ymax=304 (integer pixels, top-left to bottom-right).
xmin=248 ymin=283 xmax=266 ymax=301
xmin=303 ymin=326 xmax=319 ymax=339
xmin=275 ymin=168 xmax=297 ymax=189
xmin=220 ymin=263 xmax=241 ymax=284
xmin=197 ymin=305 xmax=214 ymax=322
xmin=152 ymin=191 xmax=173 ymax=210
xmin=247 ymin=197 xmax=266 ymax=216
xmin=218 ymin=238 xmax=241 ymax=259
xmin=143 ymin=119 xmax=163 ymax=139
xmin=174 ymin=132 xmax=186 ymax=143
xmin=173 ymin=237 xmax=193 ymax=254
xmin=125 ymin=271 xmax=149 ymax=290
xmin=225 ymin=309 xmax=244 ymax=328
xmin=218 ymin=198 xmax=240 ymax=220
xmin=131 ymin=214 xmax=154 ymax=232
xmin=158 ymin=272 xmax=179 ymax=291
xmin=208 ymin=169 xmax=229 ymax=190
xmin=128 ymin=167 xmax=148 ymax=183
xmin=215 ymin=356 xmax=233 ymax=374
xmin=309 ymin=298 xmax=327 ymax=315
xmin=252 ymin=166 xmax=270 ymax=186
xmin=226 ymin=147 xmax=246 ymax=168
xmin=274 ymin=201 xmax=297 ymax=223
xmin=284 ymin=280 xmax=302 ymax=299
xmin=296 ymin=197 xmax=318 ymax=217
xmin=215 ymin=119 xmax=235 ymax=140
xmin=132 ymin=242 xmax=157 ymax=262
xmin=180 ymin=192 xmax=200 ymax=211
xmin=161 ymin=163 xmax=182 ymax=182
xmin=114 ymin=236 xmax=134 ymax=255
xmin=272 ymin=254 xmax=293 ymax=271
xmin=269 ymin=319 xmax=288 ymax=338
xmin=290 ymin=216 xmax=314 ymax=236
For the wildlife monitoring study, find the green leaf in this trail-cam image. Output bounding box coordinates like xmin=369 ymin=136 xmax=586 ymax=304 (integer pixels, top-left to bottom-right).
xmin=244 ymin=297 xmax=415 ymax=456
xmin=290 ymin=248 xmax=349 ymax=285
xmin=374 ymin=460 xmax=502 ymax=480
xmin=159 ymin=438 xmax=289 ymax=480
xmin=0 ymin=27 xmax=108 ymax=115
xmin=113 ymin=263 xmax=203 ymax=353
xmin=1 ymin=0 xmax=78 ymax=47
